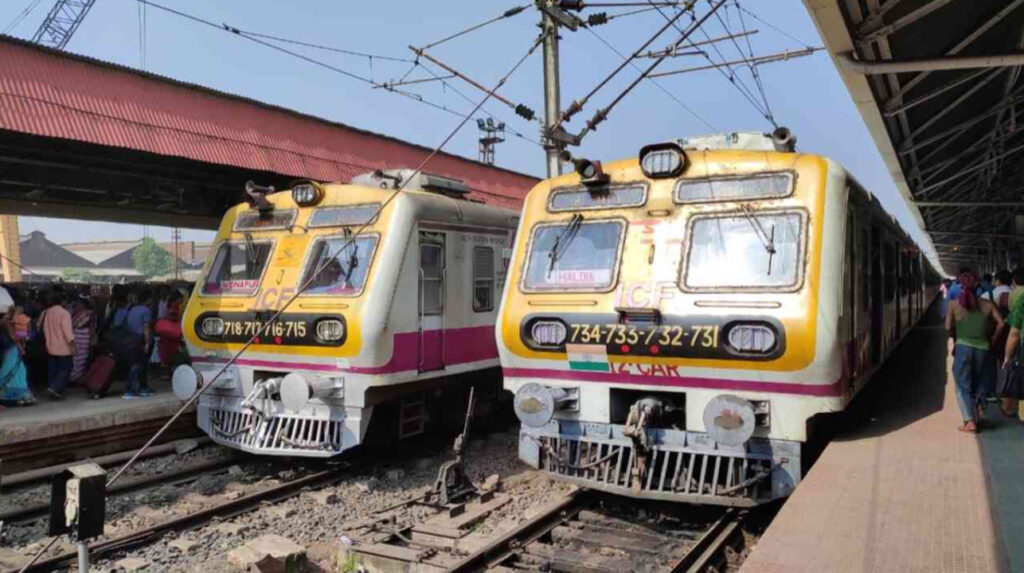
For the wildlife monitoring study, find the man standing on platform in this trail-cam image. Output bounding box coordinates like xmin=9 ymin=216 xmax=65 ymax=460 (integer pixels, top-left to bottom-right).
xmin=40 ymin=291 xmax=75 ymax=400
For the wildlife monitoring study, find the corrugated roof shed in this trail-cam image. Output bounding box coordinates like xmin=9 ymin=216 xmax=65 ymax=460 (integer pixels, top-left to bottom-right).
xmin=0 ymin=35 xmax=538 ymax=209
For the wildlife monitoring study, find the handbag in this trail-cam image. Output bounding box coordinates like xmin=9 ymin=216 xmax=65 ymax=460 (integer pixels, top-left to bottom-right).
xmin=997 ymin=339 xmax=1024 ymax=400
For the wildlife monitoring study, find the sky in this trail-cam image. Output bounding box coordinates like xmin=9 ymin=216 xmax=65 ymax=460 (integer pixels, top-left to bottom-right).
xmin=0 ymin=0 xmax=934 ymax=264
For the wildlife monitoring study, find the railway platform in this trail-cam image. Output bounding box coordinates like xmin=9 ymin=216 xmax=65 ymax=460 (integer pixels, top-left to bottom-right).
xmin=0 ymin=374 xmax=199 ymax=475
xmin=741 ymin=307 xmax=1024 ymax=573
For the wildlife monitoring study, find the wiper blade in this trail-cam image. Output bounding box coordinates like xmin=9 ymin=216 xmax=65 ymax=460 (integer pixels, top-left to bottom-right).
xmin=547 ymin=213 xmax=584 ymax=277
xmin=243 ymin=232 xmax=258 ymax=268
xmin=739 ymin=204 xmax=777 ymax=275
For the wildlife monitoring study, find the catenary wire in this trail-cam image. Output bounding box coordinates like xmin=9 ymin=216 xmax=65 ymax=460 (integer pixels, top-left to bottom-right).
xmin=582 ymin=25 xmax=717 ymax=131
xmin=419 ymin=4 xmax=530 ymax=50
xmin=650 ymin=0 xmax=773 ymax=124
xmin=16 ymin=33 xmax=544 ymax=573
xmin=712 ymin=1 xmax=775 ymax=126
xmin=3 ymin=0 xmax=45 ymax=34
xmin=734 ymin=3 xmax=814 ymax=49
xmin=132 ymin=0 xmax=537 ymax=148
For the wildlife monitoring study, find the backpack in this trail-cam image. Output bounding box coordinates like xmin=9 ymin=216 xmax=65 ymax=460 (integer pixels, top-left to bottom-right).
xmin=108 ymin=306 xmax=143 ymax=360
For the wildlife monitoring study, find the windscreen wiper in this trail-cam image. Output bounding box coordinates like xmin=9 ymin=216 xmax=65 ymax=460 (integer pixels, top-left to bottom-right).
xmin=243 ymin=232 xmax=258 ymax=268
xmin=739 ymin=204 xmax=776 ymax=275
xmin=547 ymin=213 xmax=584 ymax=277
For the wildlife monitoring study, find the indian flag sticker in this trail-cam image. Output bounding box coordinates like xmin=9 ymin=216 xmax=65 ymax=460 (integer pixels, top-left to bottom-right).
xmin=566 ymin=343 xmax=610 ymax=372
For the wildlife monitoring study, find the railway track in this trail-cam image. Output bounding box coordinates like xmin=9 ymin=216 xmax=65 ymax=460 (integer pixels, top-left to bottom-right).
xmin=0 ymin=455 xmax=242 ymax=525
xmin=449 ymin=489 xmax=741 ymax=572
xmin=345 ymin=487 xmax=743 ymax=573
xmin=14 ymin=463 xmax=350 ymax=573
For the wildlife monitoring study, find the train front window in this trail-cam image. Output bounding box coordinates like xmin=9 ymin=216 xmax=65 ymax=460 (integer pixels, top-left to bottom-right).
xmin=675 ymin=173 xmax=793 ymax=204
xmin=683 ymin=212 xmax=802 ymax=290
xmin=522 ymin=219 xmax=623 ymax=291
xmin=202 ymin=240 xmax=273 ymax=295
xmin=300 ymin=235 xmax=378 ymax=296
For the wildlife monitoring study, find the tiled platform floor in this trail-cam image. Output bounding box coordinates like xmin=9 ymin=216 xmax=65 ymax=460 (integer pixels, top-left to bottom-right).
xmin=741 ymin=308 xmax=1022 ymax=573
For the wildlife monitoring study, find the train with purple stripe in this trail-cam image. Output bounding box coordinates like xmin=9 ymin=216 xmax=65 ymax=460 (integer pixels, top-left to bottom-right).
xmin=497 ymin=129 xmax=940 ymax=505
xmin=172 ymin=169 xmax=516 ymax=456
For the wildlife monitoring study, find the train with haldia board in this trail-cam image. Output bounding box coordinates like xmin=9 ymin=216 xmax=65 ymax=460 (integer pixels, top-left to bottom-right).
xmin=498 ymin=129 xmax=939 ymax=506
xmin=172 ymin=170 xmax=517 ymax=456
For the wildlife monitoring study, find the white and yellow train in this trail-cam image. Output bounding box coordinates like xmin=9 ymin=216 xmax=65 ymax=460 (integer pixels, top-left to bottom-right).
xmin=173 ymin=170 xmax=517 ymax=456
xmin=498 ymin=130 xmax=939 ymax=506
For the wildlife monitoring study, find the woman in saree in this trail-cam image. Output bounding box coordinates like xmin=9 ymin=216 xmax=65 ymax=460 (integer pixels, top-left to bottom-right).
xmin=70 ymin=298 xmax=94 ymax=383
xmin=0 ymin=321 xmax=34 ymax=406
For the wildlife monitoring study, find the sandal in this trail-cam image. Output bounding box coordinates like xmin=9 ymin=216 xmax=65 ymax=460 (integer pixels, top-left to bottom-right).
xmin=958 ymin=421 xmax=978 ymax=433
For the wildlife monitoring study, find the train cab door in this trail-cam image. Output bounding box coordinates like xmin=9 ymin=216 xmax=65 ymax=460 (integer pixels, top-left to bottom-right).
xmin=418 ymin=232 xmax=446 ymax=372
xmin=870 ymin=226 xmax=883 ymax=366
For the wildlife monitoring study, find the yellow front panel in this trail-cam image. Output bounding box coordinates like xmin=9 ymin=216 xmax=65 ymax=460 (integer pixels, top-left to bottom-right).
xmin=501 ymin=150 xmax=829 ymax=373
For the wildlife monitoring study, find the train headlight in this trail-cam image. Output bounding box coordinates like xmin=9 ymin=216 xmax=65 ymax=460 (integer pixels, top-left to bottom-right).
xmin=514 ymin=383 xmax=578 ymax=428
xmin=726 ymin=323 xmax=777 ymax=354
xmin=291 ymin=182 xmax=323 ymax=206
xmin=639 ymin=142 xmax=687 ymax=179
xmin=201 ymin=317 xmax=225 ymax=337
xmin=315 ymin=318 xmax=345 ymax=343
xmin=530 ymin=320 xmax=567 ymax=347
xmin=172 ymin=365 xmax=203 ymax=401
xmin=703 ymin=394 xmax=756 ymax=447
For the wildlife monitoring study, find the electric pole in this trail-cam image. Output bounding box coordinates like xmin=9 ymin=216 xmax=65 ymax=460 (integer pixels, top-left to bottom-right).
xmin=541 ymin=4 xmax=562 ymax=178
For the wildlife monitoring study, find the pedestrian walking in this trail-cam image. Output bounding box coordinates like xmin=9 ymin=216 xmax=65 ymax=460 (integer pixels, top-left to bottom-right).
xmin=947 ymin=271 xmax=1004 ymax=432
xmin=112 ymin=288 xmax=154 ymax=399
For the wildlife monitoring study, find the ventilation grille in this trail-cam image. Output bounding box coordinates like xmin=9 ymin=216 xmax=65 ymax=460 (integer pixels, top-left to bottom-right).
xmin=539 ymin=435 xmax=773 ymax=504
xmin=199 ymin=405 xmax=344 ymax=457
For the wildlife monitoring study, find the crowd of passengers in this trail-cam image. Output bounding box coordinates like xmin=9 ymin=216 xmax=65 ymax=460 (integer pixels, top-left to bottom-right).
xmin=0 ymin=283 xmax=191 ymax=408
xmin=942 ymin=268 xmax=1024 ymax=433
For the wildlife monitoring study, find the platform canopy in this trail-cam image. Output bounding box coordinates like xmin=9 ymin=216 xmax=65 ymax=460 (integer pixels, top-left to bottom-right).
xmin=804 ymin=0 xmax=1024 ymax=275
xmin=0 ymin=35 xmax=538 ymax=229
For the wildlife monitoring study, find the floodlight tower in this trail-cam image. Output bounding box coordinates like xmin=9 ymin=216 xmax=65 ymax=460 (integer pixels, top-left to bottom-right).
xmin=477 ymin=118 xmax=506 ymax=165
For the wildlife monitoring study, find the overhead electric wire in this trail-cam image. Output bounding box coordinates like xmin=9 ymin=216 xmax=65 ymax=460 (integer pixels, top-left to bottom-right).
xmin=734 ymin=3 xmax=814 ymax=50
xmin=3 ymin=0 xmax=45 ymax=34
xmin=556 ymin=0 xmax=695 ymax=127
xmin=714 ymin=2 xmax=775 ymax=126
xmin=582 ymin=25 xmax=717 ymax=131
xmin=17 ymin=32 xmax=544 ymax=573
xmin=649 ymin=0 xmax=773 ymax=125
xmin=419 ymin=4 xmax=529 ymax=51
xmin=572 ymin=0 xmax=728 ymax=143
xmin=228 ymin=27 xmax=415 ymax=63
xmin=131 ymin=0 xmax=538 ymax=149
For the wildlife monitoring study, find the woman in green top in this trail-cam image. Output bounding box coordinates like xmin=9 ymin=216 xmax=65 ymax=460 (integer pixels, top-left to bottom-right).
xmin=946 ymin=271 xmax=1005 ymax=432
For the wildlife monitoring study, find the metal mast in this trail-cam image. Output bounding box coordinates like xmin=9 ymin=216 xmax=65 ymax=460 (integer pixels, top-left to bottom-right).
xmin=32 ymin=0 xmax=97 ymax=50
xmin=541 ymin=4 xmax=563 ymax=178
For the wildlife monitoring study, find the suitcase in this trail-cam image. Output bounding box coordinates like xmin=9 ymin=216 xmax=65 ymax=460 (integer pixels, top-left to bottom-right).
xmin=83 ymin=354 xmax=117 ymax=396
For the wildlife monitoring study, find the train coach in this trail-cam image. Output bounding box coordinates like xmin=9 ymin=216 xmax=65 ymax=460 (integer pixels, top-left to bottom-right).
xmin=498 ymin=129 xmax=940 ymax=506
xmin=172 ymin=169 xmax=517 ymax=456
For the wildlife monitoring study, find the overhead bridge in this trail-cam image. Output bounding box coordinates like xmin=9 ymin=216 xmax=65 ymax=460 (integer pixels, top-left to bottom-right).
xmin=0 ymin=35 xmax=538 ymax=229
xmin=804 ymin=0 xmax=1024 ymax=273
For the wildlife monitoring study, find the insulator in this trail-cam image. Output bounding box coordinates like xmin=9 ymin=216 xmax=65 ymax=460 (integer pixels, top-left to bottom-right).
xmin=562 ymin=99 xmax=583 ymax=122
xmin=515 ymin=104 xmax=536 ymax=121
xmin=587 ymin=13 xmax=608 ymax=26
xmin=504 ymin=5 xmax=527 ymax=17
xmin=559 ymin=0 xmax=585 ymax=10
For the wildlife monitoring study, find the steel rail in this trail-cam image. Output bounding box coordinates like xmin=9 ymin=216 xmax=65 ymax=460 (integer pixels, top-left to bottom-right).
xmin=447 ymin=488 xmax=592 ymax=572
xmin=19 ymin=466 xmax=347 ymax=572
xmin=669 ymin=508 xmax=739 ymax=572
xmin=0 ymin=456 xmax=240 ymax=524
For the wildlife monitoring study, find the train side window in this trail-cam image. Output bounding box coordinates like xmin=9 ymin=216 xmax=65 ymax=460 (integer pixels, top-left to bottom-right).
xmin=860 ymin=225 xmax=869 ymax=311
xmin=420 ymin=243 xmax=444 ymax=315
xmin=883 ymin=242 xmax=895 ymax=302
xmin=473 ymin=246 xmax=495 ymax=312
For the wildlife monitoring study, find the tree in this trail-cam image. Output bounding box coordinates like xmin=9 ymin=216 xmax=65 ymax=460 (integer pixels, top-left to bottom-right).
xmin=133 ymin=237 xmax=173 ymax=279
xmin=60 ymin=267 xmax=93 ymax=283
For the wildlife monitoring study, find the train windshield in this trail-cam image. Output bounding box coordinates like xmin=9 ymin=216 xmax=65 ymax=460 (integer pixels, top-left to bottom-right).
xmin=300 ymin=235 xmax=378 ymax=296
xmin=684 ymin=213 xmax=802 ymax=290
xmin=523 ymin=220 xmax=623 ymax=291
xmin=202 ymin=239 xmax=273 ymax=295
